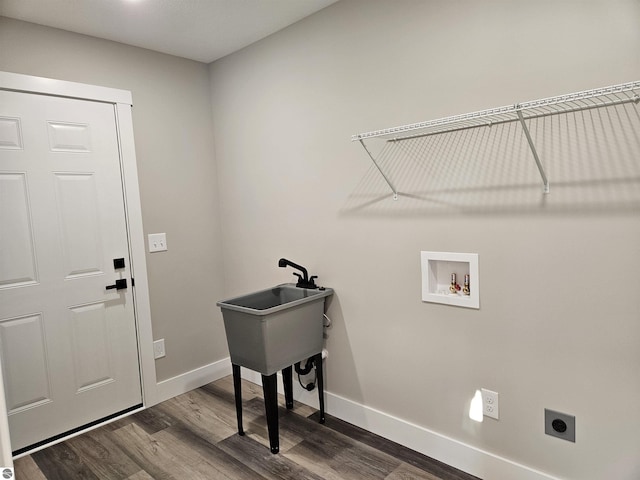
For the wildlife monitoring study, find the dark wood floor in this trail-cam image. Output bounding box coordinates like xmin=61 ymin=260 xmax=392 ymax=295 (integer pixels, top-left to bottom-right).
xmin=14 ymin=375 xmax=480 ymax=480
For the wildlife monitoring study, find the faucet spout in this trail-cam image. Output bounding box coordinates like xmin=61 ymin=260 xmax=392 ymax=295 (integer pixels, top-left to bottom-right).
xmin=278 ymin=258 xmax=317 ymax=289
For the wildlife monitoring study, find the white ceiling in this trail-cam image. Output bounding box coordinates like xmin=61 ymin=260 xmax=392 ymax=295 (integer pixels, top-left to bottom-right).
xmin=0 ymin=0 xmax=340 ymax=63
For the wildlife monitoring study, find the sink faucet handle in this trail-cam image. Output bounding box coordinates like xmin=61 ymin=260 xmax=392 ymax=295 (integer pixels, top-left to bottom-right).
xmin=292 ymin=272 xmax=319 ymax=289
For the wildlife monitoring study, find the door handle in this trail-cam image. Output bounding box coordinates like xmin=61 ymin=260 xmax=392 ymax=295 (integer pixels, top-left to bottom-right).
xmin=106 ymin=279 xmax=128 ymax=291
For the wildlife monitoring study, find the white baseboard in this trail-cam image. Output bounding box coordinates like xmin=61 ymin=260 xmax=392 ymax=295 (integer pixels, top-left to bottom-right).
xmin=327 ymin=391 xmax=561 ymax=480
xmin=159 ymin=361 xmax=560 ymax=480
xmin=155 ymin=357 xmax=231 ymax=404
xmin=240 ymin=367 xmax=560 ymax=480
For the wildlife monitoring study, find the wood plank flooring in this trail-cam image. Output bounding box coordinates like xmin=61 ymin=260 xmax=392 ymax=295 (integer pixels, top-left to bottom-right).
xmin=14 ymin=376 xmax=481 ymax=480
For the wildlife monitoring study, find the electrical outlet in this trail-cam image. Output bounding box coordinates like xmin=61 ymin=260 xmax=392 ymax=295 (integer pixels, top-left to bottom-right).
xmin=545 ymin=409 xmax=575 ymax=442
xmin=148 ymin=233 xmax=167 ymax=253
xmin=481 ymin=388 xmax=499 ymax=420
xmin=153 ymin=339 xmax=166 ymax=359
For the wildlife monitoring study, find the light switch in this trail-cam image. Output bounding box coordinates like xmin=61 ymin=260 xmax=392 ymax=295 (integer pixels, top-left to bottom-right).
xmin=148 ymin=233 xmax=167 ymax=253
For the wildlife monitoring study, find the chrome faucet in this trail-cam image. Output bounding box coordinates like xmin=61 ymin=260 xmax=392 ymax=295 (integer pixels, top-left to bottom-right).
xmin=278 ymin=258 xmax=318 ymax=289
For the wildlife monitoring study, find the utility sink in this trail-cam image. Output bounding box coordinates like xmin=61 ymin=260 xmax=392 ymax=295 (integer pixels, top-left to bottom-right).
xmin=217 ymin=284 xmax=333 ymax=375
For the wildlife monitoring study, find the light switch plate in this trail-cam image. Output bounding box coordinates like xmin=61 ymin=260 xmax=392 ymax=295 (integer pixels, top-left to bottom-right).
xmin=153 ymin=339 xmax=166 ymax=359
xmin=148 ymin=233 xmax=167 ymax=253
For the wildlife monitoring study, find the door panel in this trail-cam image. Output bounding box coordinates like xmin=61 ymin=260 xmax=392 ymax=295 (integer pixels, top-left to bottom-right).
xmin=0 ymin=314 xmax=51 ymax=413
xmin=47 ymin=121 xmax=91 ymax=153
xmin=0 ymin=117 xmax=23 ymax=150
xmin=69 ymin=302 xmax=114 ymax=393
xmin=54 ymin=173 xmax=104 ymax=278
xmin=0 ymin=90 xmax=142 ymax=451
xmin=0 ymin=173 xmax=38 ymax=287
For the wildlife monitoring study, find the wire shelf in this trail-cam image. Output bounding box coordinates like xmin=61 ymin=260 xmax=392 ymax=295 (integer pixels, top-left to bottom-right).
xmin=352 ymin=81 xmax=640 ymax=142
xmin=351 ymin=81 xmax=640 ymax=197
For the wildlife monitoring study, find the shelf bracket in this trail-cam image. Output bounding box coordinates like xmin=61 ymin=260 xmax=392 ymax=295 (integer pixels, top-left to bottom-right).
xmin=358 ymin=139 xmax=398 ymax=200
xmin=516 ymin=109 xmax=550 ymax=194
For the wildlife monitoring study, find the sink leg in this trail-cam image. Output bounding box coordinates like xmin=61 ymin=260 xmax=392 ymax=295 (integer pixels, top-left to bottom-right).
xmin=282 ymin=366 xmax=294 ymax=409
xmin=315 ymin=353 xmax=325 ymax=424
xmin=261 ymin=373 xmax=280 ymax=454
xmin=232 ymin=364 xmax=244 ymax=436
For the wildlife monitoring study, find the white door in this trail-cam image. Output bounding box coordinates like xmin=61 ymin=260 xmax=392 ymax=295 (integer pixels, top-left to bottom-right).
xmin=0 ymin=90 xmax=142 ymax=452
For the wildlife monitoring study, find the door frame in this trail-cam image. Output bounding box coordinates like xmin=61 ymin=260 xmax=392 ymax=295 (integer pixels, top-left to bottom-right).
xmin=0 ymin=71 xmax=158 ymax=465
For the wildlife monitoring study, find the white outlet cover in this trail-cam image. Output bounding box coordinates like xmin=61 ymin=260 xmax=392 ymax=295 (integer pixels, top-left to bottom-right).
xmin=481 ymin=388 xmax=499 ymax=420
xmin=148 ymin=233 xmax=167 ymax=253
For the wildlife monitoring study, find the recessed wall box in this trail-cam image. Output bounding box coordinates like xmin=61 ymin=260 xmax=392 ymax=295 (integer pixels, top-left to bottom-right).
xmin=421 ymin=251 xmax=479 ymax=309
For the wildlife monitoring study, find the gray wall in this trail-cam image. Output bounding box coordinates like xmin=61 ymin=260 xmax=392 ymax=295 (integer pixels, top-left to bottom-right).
xmin=2 ymin=0 xmax=640 ymax=477
xmin=0 ymin=17 xmax=229 ymax=382
xmin=209 ymin=1 xmax=640 ymax=479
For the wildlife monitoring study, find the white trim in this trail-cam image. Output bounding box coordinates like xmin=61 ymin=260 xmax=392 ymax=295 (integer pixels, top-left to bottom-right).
xmin=0 ymin=361 xmax=12 ymax=469
xmin=114 ymin=103 xmax=158 ymax=407
xmin=155 ymin=358 xmax=232 ymax=404
xmin=241 ymin=367 xmax=561 ymax=480
xmin=0 ymin=71 xmax=132 ymax=104
xmin=324 ymin=392 xmax=562 ymax=480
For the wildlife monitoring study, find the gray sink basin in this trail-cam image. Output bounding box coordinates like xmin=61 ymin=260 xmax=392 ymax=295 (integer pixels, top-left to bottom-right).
xmin=217 ymin=284 xmax=333 ymax=375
